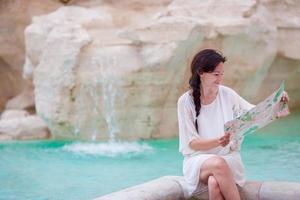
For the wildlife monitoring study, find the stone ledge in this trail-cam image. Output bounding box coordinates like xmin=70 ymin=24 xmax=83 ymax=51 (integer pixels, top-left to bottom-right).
xmin=95 ymin=176 xmax=300 ymax=200
xmin=94 ymin=176 xmax=186 ymax=200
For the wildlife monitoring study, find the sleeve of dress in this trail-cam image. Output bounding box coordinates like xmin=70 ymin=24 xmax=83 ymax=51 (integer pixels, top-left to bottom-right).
xmin=234 ymin=91 xmax=255 ymax=111
xmin=177 ymin=95 xmax=200 ymax=153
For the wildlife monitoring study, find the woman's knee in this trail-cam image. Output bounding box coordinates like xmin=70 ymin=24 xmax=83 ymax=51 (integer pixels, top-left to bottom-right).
xmin=209 ymin=157 xmax=230 ymax=174
xmin=200 ymin=156 xmax=230 ymax=182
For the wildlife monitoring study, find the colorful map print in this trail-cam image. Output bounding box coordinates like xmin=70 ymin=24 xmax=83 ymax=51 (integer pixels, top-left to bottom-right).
xmin=224 ymin=82 xmax=290 ymax=142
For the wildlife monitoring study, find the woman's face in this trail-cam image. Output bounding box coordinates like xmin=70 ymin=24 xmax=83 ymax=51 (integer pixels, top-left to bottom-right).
xmin=200 ymin=62 xmax=224 ymax=89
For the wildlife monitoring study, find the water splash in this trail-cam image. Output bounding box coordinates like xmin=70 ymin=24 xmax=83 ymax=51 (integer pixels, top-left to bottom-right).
xmin=99 ymin=55 xmax=121 ymax=141
xmin=62 ymin=141 xmax=153 ymax=157
xmin=73 ymin=83 xmax=101 ymax=140
xmin=73 ymin=56 xmax=123 ymax=141
xmin=102 ymin=81 xmax=119 ymax=141
xmin=88 ymin=81 xmax=103 ymax=141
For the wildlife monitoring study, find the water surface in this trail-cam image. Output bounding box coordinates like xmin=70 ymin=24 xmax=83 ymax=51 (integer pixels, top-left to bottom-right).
xmin=0 ymin=111 xmax=299 ymax=200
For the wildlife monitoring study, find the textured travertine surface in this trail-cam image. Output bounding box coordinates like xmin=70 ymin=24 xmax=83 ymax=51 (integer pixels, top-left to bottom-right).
xmin=0 ymin=0 xmax=62 ymax=111
xmin=94 ymin=176 xmax=300 ymax=200
xmin=2 ymin=0 xmax=300 ymax=140
xmin=0 ymin=115 xmax=50 ymax=140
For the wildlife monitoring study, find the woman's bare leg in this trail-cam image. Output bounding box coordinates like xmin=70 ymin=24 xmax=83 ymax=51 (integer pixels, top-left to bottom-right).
xmin=200 ymin=156 xmax=240 ymax=200
xmin=208 ymin=175 xmax=224 ymax=200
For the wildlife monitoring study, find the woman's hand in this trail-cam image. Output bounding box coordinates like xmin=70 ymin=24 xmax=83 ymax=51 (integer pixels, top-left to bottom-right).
xmin=280 ymin=91 xmax=289 ymax=103
xmin=218 ymin=132 xmax=230 ymax=147
xmin=276 ymin=91 xmax=290 ymax=119
xmin=229 ymin=137 xmax=243 ymax=152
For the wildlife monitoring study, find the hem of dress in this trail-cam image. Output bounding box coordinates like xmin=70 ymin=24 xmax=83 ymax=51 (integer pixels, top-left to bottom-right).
xmin=185 ymin=154 xmax=218 ymax=196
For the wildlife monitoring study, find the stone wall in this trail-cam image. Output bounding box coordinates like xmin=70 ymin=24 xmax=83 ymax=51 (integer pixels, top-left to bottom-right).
xmin=0 ymin=0 xmax=65 ymax=111
xmin=1 ymin=0 xmax=300 ymax=140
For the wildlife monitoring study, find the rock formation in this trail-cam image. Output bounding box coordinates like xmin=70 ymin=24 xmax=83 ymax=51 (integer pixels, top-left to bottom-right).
xmin=1 ymin=0 xmax=299 ymax=140
xmin=0 ymin=0 xmax=64 ymax=112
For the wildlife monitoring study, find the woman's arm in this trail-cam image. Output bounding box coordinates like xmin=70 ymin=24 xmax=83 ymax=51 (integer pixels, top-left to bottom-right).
xmin=178 ymin=94 xmax=231 ymax=153
xmin=189 ymin=133 xmax=230 ymax=151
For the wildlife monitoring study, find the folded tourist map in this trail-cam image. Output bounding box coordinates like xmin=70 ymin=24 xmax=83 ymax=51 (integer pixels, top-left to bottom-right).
xmin=225 ymin=82 xmax=290 ymax=142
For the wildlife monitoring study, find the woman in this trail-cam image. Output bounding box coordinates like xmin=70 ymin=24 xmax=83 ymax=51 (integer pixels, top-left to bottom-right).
xmin=177 ymin=49 xmax=289 ymax=200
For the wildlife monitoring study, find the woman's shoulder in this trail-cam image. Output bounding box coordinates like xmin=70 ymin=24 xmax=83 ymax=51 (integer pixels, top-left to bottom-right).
xmin=219 ymin=85 xmax=238 ymax=96
xmin=177 ymin=89 xmax=193 ymax=106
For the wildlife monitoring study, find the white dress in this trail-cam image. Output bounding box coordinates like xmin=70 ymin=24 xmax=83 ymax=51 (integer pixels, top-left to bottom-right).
xmin=177 ymin=85 xmax=254 ymax=196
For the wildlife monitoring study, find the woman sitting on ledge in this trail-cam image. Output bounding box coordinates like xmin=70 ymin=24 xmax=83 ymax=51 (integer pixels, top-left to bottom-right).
xmin=177 ymin=49 xmax=289 ymax=200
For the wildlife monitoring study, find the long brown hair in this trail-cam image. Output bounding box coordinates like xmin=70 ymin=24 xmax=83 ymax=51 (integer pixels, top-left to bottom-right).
xmin=189 ymin=49 xmax=226 ymax=131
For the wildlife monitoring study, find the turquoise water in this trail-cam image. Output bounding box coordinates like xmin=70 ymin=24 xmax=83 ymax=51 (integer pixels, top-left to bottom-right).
xmin=0 ymin=111 xmax=300 ymax=200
